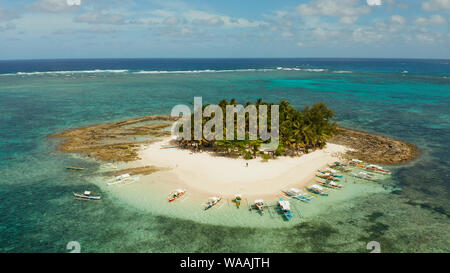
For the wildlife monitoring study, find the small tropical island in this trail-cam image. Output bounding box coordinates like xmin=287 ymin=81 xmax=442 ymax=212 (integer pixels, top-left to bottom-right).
xmin=51 ymin=99 xmax=419 ymax=222
xmin=51 ymin=99 xmax=418 ymax=165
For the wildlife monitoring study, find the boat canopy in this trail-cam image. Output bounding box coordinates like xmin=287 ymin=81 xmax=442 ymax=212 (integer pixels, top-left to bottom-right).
xmin=326 ymin=168 xmax=337 ymax=173
xmin=84 ymin=191 xmax=91 ymax=195
xmin=175 ymin=189 xmax=184 ymax=193
xmin=254 ymin=199 xmax=264 ymax=204
xmin=116 ymin=173 xmax=131 ymax=179
xmin=279 ymin=200 xmax=291 ymax=210
xmin=311 ymin=184 xmax=323 ymax=190
xmin=209 ymin=197 xmax=219 ymax=201
xmin=289 ymin=188 xmax=301 ymax=194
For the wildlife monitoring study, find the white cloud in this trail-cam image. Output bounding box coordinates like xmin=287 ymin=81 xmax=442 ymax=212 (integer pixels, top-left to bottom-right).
xmin=139 ymin=9 xmax=265 ymax=28
xmin=0 ymin=23 xmax=15 ymax=31
xmin=340 ymin=16 xmax=358 ymax=24
xmin=390 ymin=15 xmax=406 ymax=25
xmin=352 ymin=27 xmax=385 ymax=43
xmin=416 ymin=33 xmax=435 ymax=43
xmin=74 ymin=12 xmax=126 ymax=25
xmin=415 ymin=14 xmax=447 ymax=26
xmin=192 ymin=17 xmax=224 ymax=26
xmin=28 ymin=0 xmax=80 ymax=13
xmin=163 ymin=16 xmax=180 ymax=26
xmin=296 ymin=0 xmax=371 ymax=23
xmin=422 ymin=0 xmax=450 ymax=11
xmin=367 ymin=0 xmax=383 ymax=6
xmin=0 ymin=8 xmax=20 ymax=22
xmin=183 ymin=10 xmax=264 ymax=28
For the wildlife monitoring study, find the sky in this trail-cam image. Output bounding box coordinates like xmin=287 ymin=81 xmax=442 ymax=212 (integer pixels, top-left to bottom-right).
xmin=0 ymin=0 xmax=449 ymax=59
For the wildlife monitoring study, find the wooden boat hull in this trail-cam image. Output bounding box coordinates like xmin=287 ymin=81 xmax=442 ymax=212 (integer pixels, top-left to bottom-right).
xmin=73 ymin=193 xmax=101 ymax=200
xmin=306 ymin=187 xmax=328 ymax=196
xmin=205 ymin=198 xmax=221 ymax=210
xmin=315 ymin=180 xmax=343 ymax=189
xmin=316 ymin=175 xmax=340 ymax=181
xmin=169 ymin=192 xmax=185 ymax=202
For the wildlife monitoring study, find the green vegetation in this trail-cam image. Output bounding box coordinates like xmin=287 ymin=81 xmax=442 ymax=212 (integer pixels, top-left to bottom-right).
xmin=179 ymin=99 xmax=338 ymax=159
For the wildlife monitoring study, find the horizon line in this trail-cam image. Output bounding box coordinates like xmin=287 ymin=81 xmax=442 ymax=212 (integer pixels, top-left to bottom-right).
xmin=1 ymin=57 xmax=449 ymax=62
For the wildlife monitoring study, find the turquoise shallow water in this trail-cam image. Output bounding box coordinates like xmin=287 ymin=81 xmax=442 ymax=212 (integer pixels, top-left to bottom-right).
xmin=0 ymin=59 xmax=449 ymax=252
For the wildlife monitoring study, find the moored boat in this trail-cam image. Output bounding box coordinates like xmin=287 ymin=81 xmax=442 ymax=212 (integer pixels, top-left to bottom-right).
xmin=306 ymin=184 xmax=329 ymax=196
xmin=364 ymin=164 xmax=391 ymax=175
xmin=316 ymin=174 xmax=340 ymax=181
xmin=168 ymin=189 xmax=186 ymax=202
xmin=282 ymin=188 xmax=312 ymax=203
xmin=66 ymin=166 xmax=84 ymax=170
xmin=352 ymin=171 xmax=377 ymax=181
xmin=334 ymin=165 xmax=352 ymax=172
xmin=278 ymin=198 xmax=293 ymax=221
xmin=315 ymin=180 xmax=344 ymax=189
xmin=205 ymin=196 xmax=221 ymax=210
xmin=107 ymin=173 xmax=133 ymax=185
xmin=233 ymin=194 xmax=242 ymax=208
xmin=318 ymin=169 xmax=343 ymax=178
xmin=254 ymin=199 xmax=265 ymax=214
xmin=349 ymin=159 xmax=367 ymax=168
xmin=73 ymin=191 xmax=101 ymax=200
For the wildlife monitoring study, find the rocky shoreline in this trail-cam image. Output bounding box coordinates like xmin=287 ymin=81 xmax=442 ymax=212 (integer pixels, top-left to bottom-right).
xmin=329 ymin=127 xmax=419 ymax=164
xmin=50 ymin=115 xmax=175 ymax=162
xmin=51 ymin=115 xmax=419 ymax=165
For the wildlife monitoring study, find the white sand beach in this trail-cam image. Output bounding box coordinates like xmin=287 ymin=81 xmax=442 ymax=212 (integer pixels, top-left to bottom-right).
xmin=134 ymin=138 xmax=349 ymax=200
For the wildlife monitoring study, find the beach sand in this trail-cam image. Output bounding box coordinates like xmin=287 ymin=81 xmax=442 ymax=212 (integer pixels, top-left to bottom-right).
xmin=133 ymin=138 xmax=349 ymax=200
xmin=96 ymin=139 xmax=391 ymax=227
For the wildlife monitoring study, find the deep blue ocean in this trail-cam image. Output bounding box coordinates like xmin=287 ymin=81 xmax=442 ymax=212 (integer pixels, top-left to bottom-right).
xmin=0 ymin=59 xmax=449 ymax=252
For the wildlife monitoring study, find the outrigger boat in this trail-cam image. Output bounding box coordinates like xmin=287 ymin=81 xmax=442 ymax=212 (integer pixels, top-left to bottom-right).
xmin=329 ymin=161 xmax=347 ymax=167
xmin=282 ymin=188 xmax=312 ymax=203
xmin=278 ymin=198 xmax=293 ymax=221
xmin=318 ymin=169 xmax=343 ymax=178
xmin=73 ymin=191 xmax=101 ymax=200
xmin=328 ymin=162 xmax=351 ymax=172
xmin=306 ymin=184 xmax=329 ymax=196
xmin=364 ymin=164 xmax=391 ymax=175
xmin=315 ymin=179 xmax=344 ymax=189
xmin=107 ymin=173 xmax=135 ymax=185
xmin=233 ymin=194 xmax=242 ymax=208
xmin=352 ymin=171 xmax=377 ymax=181
xmin=254 ymin=199 xmax=265 ymax=214
xmin=349 ymin=159 xmax=366 ymax=168
xmin=333 ymin=165 xmax=352 ymax=172
xmin=168 ymin=189 xmax=186 ymax=202
xmin=205 ymin=196 xmax=221 ymax=210
xmin=66 ymin=166 xmax=84 ymax=171
xmin=316 ymin=174 xmax=340 ymax=181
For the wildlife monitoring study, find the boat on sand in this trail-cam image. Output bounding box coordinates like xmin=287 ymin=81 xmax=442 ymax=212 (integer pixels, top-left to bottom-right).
xmin=254 ymin=199 xmax=265 ymax=214
xmin=168 ymin=189 xmax=186 ymax=202
xmin=233 ymin=194 xmax=242 ymax=208
xmin=205 ymin=197 xmax=221 ymax=210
